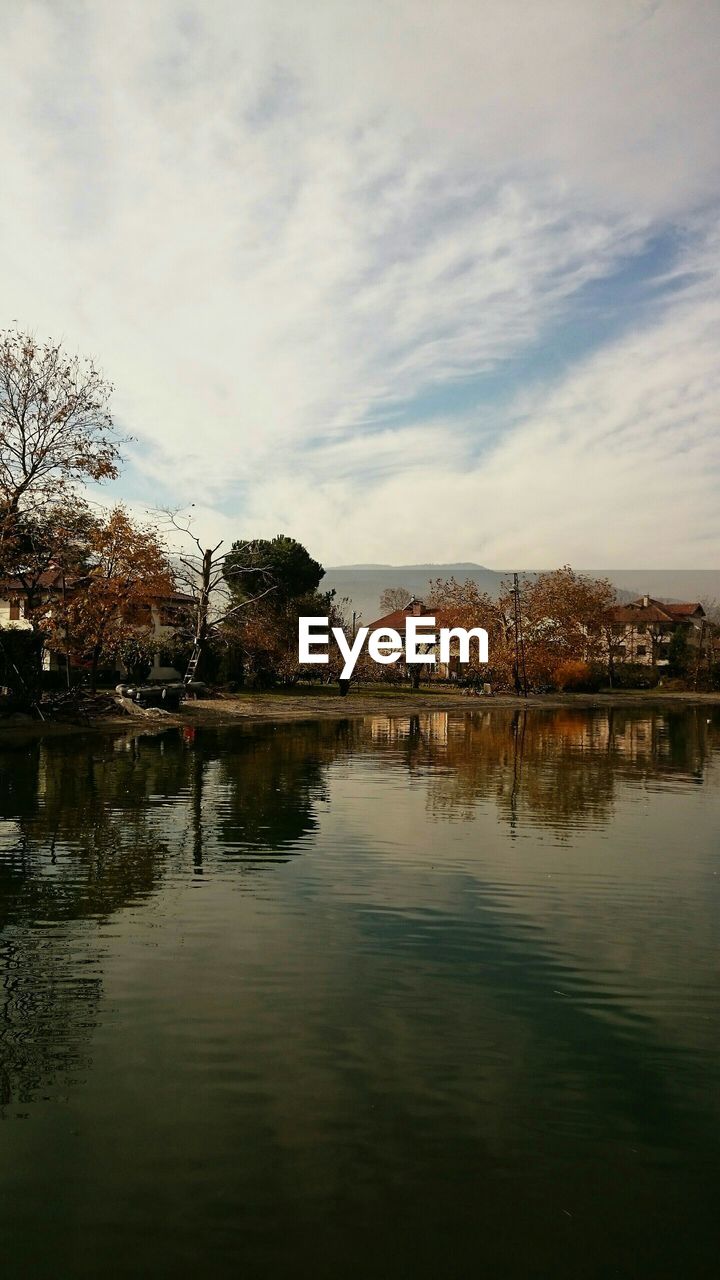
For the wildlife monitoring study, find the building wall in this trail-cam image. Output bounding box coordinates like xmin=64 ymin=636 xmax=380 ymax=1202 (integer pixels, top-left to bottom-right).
xmin=0 ymin=599 xmax=33 ymax=631
xmin=607 ymin=619 xmax=702 ymax=666
xmin=0 ymin=595 xmax=187 ymax=681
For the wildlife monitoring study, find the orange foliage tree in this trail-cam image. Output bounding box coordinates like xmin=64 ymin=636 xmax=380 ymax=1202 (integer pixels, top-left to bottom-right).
xmin=45 ymin=507 xmax=173 ymax=691
xmin=0 ymin=331 xmax=124 ymax=696
xmin=426 ymin=577 xmax=516 ymax=685
xmin=519 ymin=568 xmax=616 ymax=688
xmin=428 ymin=568 xmax=616 ymax=689
xmin=236 ymin=591 xmax=350 ymax=685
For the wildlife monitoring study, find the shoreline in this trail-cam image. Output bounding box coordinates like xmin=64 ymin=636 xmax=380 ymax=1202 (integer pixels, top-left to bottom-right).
xmin=1 ymin=687 xmax=720 ymax=742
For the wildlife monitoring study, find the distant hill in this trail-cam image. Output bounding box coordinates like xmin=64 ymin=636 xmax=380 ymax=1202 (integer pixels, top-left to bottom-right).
xmin=323 ymin=565 xmax=720 ymax=624
xmin=332 ymin=562 xmax=489 ymax=571
xmin=324 ymin=565 xmax=504 ymax=621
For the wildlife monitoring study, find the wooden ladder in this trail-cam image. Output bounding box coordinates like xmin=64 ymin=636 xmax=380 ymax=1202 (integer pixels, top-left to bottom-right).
xmin=183 ymin=644 xmax=202 ymax=685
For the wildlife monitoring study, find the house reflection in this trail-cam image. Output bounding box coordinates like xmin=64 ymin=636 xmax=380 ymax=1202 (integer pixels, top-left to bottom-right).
xmin=364 ymin=706 xmax=719 ymax=830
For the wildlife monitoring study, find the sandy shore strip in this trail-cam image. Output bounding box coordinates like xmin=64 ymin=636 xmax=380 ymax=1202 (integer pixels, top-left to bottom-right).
xmin=2 ymin=686 xmax=720 ymax=742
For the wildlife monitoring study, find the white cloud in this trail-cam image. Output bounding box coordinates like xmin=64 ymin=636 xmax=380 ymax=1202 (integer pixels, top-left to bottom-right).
xmin=232 ymin=242 xmax=720 ymax=566
xmin=0 ymin=1 xmax=718 ymax=562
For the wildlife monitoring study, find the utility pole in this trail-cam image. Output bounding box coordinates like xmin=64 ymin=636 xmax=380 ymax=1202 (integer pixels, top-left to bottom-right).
xmin=511 ymin=573 xmax=528 ymax=698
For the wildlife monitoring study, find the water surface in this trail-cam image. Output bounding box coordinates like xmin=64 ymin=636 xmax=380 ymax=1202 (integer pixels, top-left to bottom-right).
xmin=1 ymin=707 xmax=719 ymax=1278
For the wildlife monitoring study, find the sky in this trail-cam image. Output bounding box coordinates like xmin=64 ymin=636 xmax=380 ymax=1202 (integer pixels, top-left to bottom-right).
xmin=1 ymin=0 xmax=719 ymax=567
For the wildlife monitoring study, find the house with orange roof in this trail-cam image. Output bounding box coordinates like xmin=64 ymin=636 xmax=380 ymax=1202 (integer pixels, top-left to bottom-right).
xmin=600 ymin=595 xmax=706 ymax=666
xmin=364 ymin=597 xmax=458 ymax=680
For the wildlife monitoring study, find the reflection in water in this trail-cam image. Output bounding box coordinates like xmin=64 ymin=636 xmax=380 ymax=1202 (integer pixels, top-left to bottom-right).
xmin=0 ymin=708 xmax=719 ymax=1278
xmin=364 ymin=705 xmax=717 ymax=829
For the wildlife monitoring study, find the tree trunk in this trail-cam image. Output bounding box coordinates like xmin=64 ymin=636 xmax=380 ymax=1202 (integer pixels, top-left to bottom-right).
xmin=188 ymin=547 xmax=213 ymax=679
xmin=90 ymin=643 xmax=102 ymax=694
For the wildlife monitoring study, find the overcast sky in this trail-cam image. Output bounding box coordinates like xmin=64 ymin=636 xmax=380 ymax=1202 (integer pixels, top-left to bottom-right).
xmin=1 ymin=1 xmax=719 ymax=566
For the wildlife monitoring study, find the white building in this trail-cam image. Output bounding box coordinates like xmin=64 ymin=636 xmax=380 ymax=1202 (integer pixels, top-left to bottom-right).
xmin=600 ymin=596 xmax=706 ymax=666
xmin=0 ymin=567 xmax=192 ymax=681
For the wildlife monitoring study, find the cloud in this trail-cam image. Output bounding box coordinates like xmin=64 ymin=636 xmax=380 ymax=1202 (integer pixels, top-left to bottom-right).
xmin=0 ymin=1 xmax=718 ymax=563
xmin=231 ymin=235 xmax=720 ymax=566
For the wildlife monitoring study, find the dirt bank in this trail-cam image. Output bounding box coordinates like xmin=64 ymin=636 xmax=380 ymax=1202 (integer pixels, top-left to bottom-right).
xmin=185 ymin=687 xmax=720 ymax=725
xmin=3 ymin=686 xmax=719 ymax=743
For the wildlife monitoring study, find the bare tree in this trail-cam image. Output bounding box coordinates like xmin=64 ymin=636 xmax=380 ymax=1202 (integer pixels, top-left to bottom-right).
xmin=159 ymin=509 xmax=275 ymax=683
xmin=699 ymin=597 xmax=720 ymax=626
xmin=379 ymin=585 xmax=412 ymax=613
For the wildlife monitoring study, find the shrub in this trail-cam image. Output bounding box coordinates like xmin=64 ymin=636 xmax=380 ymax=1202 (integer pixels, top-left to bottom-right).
xmin=0 ymin=630 xmax=43 ymax=702
xmin=553 ymin=659 xmax=593 ymax=691
xmin=609 ymin=663 xmax=662 ymax=690
xmin=668 ymin=629 xmax=690 ymax=676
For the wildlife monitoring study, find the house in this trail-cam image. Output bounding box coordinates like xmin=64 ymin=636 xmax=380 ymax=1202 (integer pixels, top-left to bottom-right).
xmin=0 ymin=567 xmax=193 ymax=681
xmin=600 ymin=596 xmax=706 ymax=666
xmin=0 ymin=567 xmax=62 ymax=631
xmin=365 ymin=598 xmax=457 ymax=679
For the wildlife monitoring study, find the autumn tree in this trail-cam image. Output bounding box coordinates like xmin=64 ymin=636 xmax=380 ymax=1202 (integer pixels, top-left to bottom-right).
xmin=4 ymin=497 xmax=96 ymax=619
xmin=428 ymin=569 xmax=616 ymax=690
xmin=511 ymin=568 xmax=616 ymax=688
xmin=237 ymin=589 xmax=348 ymax=686
xmin=0 ymin=331 xmax=121 ymax=572
xmin=0 ymin=330 xmax=124 ymax=698
xmin=427 ymin=576 xmax=515 ymax=685
xmin=46 ymin=506 xmax=173 ymax=691
xmin=0 ymin=497 xmax=97 ymax=697
xmin=379 ymin=585 xmax=412 ymax=613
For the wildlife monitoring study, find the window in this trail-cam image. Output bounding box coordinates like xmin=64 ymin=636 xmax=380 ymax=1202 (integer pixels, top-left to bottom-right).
xmin=158 ymin=604 xmax=190 ymax=627
xmin=636 ymin=645 xmax=647 ymax=657
xmin=124 ymin=603 xmax=152 ymax=625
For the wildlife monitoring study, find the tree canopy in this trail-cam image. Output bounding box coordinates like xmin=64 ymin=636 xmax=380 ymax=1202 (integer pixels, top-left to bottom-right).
xmin=379 ymin=585 xmax=412 ymax=613
xmin=224 ymin=534 xmax=324 ymax=602
xmin=428 ymin=568 xmax=616 ymax=689
xmin=45 ymin=506 xmax=173 ymax=690
xmin=0 ymin=329 xmax=120 ymax=516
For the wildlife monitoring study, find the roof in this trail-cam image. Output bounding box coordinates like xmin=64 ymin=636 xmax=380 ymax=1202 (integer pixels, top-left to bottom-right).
xmin=161 ymin=590 xmax=195 ymax=605
xmin=366 ymin=599 xmax=454 ymax=634
xmin=662 ymin=601 xmax=704 ymax=618
xmin=603 ymin=597 xmax=704 ymax=624
xmin=0 ymin=567 xmax=70 ymax=591
xmin=0 ymin=569 xmax=194 ymax=605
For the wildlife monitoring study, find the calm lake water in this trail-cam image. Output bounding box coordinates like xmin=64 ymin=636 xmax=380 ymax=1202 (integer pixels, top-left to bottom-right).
xmin=1 ymin=707 xmax=719 ymax=1278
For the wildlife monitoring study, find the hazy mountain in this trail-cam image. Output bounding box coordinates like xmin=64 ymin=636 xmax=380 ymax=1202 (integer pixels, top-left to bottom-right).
xmin=324 ymin=565 xmax=720 ymax=624
xmin=332 ymin=563 xmax=490 ymax=571
xmin=324 ymin=565 xmax=503 ymax=622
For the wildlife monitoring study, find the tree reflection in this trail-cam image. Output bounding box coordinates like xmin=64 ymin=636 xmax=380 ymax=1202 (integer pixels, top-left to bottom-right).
xmin=0 ymin=723 xmax=357 ymax=1104
xmin=0 ymin=734 xmax=190 ymax=1106
xmin=211 ymin=720 xmax=356 ymax=858
xmin=0 ymin=707 xmax=718 ymax=1106
xmin=364 ymin=706 xmax=720 ymax=832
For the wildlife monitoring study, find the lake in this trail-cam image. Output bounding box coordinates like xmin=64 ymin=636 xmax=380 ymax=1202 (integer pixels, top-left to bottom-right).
xmin=1 ymin=707 xmax=719 ymax=1278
